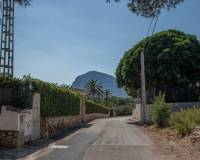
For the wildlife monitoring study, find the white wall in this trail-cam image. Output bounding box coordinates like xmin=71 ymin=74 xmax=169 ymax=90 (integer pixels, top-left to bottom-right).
xmin=0 ymin=106 xmax=20 ymax=131
xmin=0 ymin=93 xmax=41 ymax=143
xmin=21 ymin=110 xmax=33 ymax=138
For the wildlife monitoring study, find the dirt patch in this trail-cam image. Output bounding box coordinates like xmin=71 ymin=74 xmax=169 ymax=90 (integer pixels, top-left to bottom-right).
xmin=142 ymin=125 xmax=200 ymax=160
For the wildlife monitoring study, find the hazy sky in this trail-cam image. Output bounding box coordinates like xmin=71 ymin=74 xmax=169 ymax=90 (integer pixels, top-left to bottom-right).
xmin=15 ymin=0 xmax=200 ymax=85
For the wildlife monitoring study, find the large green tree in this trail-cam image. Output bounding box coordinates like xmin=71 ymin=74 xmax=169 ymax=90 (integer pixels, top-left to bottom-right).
xmin=116 ymin=30 xmax=200 ymax=101
xmin=107 ymin=0 xmax=184 ymax=18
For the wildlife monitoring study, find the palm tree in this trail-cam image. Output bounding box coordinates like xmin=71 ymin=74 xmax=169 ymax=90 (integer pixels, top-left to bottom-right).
xmin=84 ymin=79 xmax=104 ymax=102
xmin=104 ymin=89 xmax=112 ymax=107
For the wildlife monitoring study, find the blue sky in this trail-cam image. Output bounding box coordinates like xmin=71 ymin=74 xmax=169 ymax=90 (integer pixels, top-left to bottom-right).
xmin=15 ymin=0 xmax=200 ymax=85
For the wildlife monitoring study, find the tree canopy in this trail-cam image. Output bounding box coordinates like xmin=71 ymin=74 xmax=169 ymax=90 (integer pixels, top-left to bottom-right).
xmin=116 ymin=30 xmax=200 ymax=99
xmin=15 ymin=0 xmax=31 ymax=6
xmin=107 ymin=0 xmax=184 ymax=18
xmin=0 ymin=0 xmax=31 ymax=9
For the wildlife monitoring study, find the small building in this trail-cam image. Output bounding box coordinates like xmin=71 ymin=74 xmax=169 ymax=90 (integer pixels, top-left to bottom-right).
xmin=0 ymin=93 xmax=40 ymax=147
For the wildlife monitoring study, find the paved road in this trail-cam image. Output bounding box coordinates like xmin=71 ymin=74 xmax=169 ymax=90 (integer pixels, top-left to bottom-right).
xmin=32 ymin=117 xmax=157 ymax=160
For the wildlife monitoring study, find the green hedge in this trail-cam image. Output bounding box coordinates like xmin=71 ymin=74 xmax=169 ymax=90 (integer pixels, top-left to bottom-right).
xmin=114 ymin=105 xmax=133 ymax=116
xmin=0 ymin=77 xmax=22 ymax=88
xmin=0 ymin=76 xmax=31 ymax=108
xmin=32 ymin=79 xmax=80 ymax=117
xmin=0 ymin=76 xmax=108 ymax=117
xmin=86 ymin=100 xmax=108 ymax=114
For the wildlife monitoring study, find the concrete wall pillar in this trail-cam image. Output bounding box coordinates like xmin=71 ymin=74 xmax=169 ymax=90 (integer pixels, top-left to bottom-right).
xmin=80 ymin=94 xmax=86 ymax=123
xmin=32 ymin=93 xmax=40 ymax=140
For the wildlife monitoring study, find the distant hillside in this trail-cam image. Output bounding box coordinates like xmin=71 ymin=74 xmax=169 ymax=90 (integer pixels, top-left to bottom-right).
xmin=71 ymin=71 xmax=127 ymax=97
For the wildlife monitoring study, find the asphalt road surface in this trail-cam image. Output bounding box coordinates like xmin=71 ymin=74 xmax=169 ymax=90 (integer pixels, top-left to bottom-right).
xmin=33 ymin=117 xmax=157 ymax=160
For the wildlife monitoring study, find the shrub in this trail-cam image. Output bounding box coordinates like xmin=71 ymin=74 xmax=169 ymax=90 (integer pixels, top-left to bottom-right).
xmin=0 ymin=76 xmax=31 ymax=108
xmin=152 ymin=94 xmax=171 ymax=127
xmin=32 ymin=79 xmax=80 ymax=117
xmin=0 ymin=76 xmax=108 ymax=117
xmin=86 ymin=100 xmax=108 ymax=114
xmin=32 ymin=79 xmax=108 ymax=117
xmin=0 ymin=76 xmax=22 ymax=88
xmin=169 ymin=107 xmax=200 ymax=135
xmin=114 ymin=105 xmax=133 ymax=116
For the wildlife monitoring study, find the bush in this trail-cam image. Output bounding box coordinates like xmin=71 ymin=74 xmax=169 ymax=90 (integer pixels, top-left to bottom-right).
xmin=32 ymin=79 xmax=108 ymax=117
xmin=169 ymin=107 xmax=200 ymax=135
xmin=152 ymin=94 xmax=171 ymax=127
xmin=114 ymin=105 xmax=133 ymax=116
xmin=32 ymin=79 xmax=80 ymax=117
xmin=86 ymin=100 xmax=108 ymax=114
xmin=0 ymin=76 xmax=32 ymax=108
xmin=0 ymin=76 xmax=108 ymax=117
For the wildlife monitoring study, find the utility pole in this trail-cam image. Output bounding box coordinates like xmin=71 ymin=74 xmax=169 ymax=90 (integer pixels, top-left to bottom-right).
xmin=141 ymin=50 xmax=147 ymax=123
xmin=140 ymin=15 xmax=159 ymax=123
xmin=0 ymin=0 xmax=15 ymax=77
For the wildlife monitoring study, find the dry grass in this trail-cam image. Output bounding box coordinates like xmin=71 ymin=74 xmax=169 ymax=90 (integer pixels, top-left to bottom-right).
xmin=142 ymin=125 xmax=200 ymax=160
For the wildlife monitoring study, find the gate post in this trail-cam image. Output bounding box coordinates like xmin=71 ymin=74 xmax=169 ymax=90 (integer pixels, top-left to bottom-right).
xmin=80 ymin=92 xmax=86 ymax=123
xmin=32 ymin=93 xmax=40 ymax=140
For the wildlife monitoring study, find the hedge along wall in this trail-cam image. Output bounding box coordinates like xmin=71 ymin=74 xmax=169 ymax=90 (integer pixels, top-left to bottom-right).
xmin=0 ymin=76 xmax=108 ymax=117
xmin=32 ymin=79 xmax=80 ymax=117
xmin=0 ymin=76 xmax=30 ymax=108
xmin=86 ymin=100 xmax=108 ymax=114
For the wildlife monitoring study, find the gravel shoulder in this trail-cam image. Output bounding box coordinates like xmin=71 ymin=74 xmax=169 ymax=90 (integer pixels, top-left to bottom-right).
xmin=141 ymin=125 xmax=200 ymax=160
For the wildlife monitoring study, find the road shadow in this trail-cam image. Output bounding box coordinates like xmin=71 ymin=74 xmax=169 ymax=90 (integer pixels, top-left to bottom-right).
xmin=0 ymin=123 xmax=93 ymax=160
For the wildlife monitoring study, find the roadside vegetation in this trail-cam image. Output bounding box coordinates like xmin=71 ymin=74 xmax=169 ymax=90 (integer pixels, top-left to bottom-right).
xmin=0 ymin=76 xmax=108 ymax=117
xmin=170 ymin=108 xmax=200 ymax=135
xmin=151 ymin=94 xmax=200 ymax=136
xmin=116 ymin=29 xmax=200 ymax=134
xmin=152 ymin=94 xmax=171 ymax=127
xmin=116 ymin=30 xmax=200 ymax=102
xmin=84 ymin=79 xmax=134 ymax=116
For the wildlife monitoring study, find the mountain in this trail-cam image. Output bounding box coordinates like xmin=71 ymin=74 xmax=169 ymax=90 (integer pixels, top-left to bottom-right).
xmin=71 ymin=71 xmax=127 ymax=97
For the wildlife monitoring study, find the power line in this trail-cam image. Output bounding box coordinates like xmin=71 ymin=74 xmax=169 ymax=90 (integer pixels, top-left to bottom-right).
xmin=145 ymin=15 xmax=159 ymax=56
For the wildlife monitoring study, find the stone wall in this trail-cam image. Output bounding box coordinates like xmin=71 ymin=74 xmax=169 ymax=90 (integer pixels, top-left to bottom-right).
xmin=85 ymin=113 xmax=108 ymax=122
xmin=41 ymin=113 xmax=108 ymax=138
xmin=0 ymin=130 xmax=24 ymax=147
